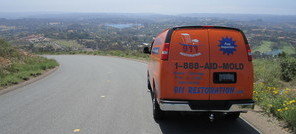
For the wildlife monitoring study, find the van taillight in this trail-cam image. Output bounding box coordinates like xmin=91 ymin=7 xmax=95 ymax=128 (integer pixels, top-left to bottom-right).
xmin=161 ymin=43 xmax=170 ymax=60
xmin=245 ymin=44 xmax=252 ymax=61
xmin=203 ymin=26 xmax=214 ymax=28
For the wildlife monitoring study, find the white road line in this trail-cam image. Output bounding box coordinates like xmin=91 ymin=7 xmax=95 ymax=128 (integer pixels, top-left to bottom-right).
xmin=240 ymin=117 xmax=262 ymax=134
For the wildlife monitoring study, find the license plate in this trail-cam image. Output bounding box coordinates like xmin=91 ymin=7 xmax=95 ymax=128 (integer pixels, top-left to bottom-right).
xmin=213 ymin=72 xmax=236 ymax=84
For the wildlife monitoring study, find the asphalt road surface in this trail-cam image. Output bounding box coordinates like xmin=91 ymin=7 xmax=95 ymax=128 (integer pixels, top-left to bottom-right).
xmin=0 ymin=55 xmax=260 ymax=134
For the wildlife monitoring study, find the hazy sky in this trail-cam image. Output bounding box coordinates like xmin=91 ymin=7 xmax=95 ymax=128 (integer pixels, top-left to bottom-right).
xmin=1 ymin=0 xmax=296 ymax=15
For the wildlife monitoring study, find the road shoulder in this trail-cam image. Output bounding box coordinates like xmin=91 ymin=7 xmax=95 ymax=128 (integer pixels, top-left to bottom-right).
xmin=241 ymin=106 xmax=291 ymax=134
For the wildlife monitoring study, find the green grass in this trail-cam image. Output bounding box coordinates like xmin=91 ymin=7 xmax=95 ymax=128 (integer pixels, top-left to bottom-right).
xmin=0 ymin=56 xmax=59 ymax=88
xmin=280 ymin=41 xmax=296 ymax=55
xmin=253 ymin=59 xmax=282 ymax=86
xmin=254 ymin=41 xmax=273 ymax=53
xmin=0 ymin=39 xmax=59 ymax=88
xmin=254 ymin=40 xmax=296 ymax=55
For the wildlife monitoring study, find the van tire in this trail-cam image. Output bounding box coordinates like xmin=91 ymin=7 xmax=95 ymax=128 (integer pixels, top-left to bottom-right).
xmin=225 ymin=112 xmax=240 ymax=120
xmin=147 ymin=79 xmax=152 ymax=90
xmin=152 ymin=93 xmax=165 ymax=120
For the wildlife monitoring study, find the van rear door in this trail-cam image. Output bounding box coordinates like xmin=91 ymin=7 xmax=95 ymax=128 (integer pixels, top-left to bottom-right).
xmin=208 ymin=28 xmax=253 ymax=100
xmin=161 ymin=28 xmax=210 ymax=100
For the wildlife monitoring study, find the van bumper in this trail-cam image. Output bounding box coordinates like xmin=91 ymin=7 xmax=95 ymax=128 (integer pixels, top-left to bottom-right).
xmin=159 ymin=99 xmax=255 ymax=113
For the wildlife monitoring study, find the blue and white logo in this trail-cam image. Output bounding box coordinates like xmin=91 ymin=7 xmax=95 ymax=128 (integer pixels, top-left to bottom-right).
xmin=218 ymin=37 xmax=237 ymax=55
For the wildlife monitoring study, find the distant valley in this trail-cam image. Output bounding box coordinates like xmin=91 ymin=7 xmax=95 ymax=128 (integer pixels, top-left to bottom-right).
xmin=0 ymin=13 xmax=295 ymax=57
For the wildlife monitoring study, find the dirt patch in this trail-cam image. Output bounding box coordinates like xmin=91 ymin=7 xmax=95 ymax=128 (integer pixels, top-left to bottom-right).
xmin=18 ymin=50 xmax=36 ymax=57
xmin=0 ymin=57 xmax=12 ymax=67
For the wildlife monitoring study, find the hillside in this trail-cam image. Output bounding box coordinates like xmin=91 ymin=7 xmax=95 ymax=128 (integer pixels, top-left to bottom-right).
xmin=0 ymin=39 xmax=59 ymax=88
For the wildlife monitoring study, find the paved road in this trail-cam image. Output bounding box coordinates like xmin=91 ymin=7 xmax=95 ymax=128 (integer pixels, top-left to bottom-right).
xmin=0 ymin=55 xmax=260 ymax=134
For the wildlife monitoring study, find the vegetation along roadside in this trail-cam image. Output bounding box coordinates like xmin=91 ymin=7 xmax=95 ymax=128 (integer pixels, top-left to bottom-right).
xmin=253 ymin=56 xmax=296 ymax=132
xmin=0 ymin=39 xmax=59 ymax=89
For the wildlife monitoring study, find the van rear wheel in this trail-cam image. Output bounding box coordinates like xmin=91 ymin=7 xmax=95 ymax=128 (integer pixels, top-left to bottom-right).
xmin=152 ymin=93 xmax=165 ymax=120
xmin=147 ymin=79 xmax=152 ymax=90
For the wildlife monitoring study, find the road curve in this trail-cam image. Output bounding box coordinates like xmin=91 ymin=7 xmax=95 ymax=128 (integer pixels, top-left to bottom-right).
xmin=0 ymin=55 xmax=260 ymax=134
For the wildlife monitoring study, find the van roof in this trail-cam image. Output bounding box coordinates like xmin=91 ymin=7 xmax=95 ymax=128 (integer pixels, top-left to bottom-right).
xmin=165 ymin=26 xmax=249 ymax=44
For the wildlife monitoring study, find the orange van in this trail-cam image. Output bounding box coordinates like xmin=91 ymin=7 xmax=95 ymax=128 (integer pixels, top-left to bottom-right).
xmin=143 ymin=26 xmax=254 ymax=120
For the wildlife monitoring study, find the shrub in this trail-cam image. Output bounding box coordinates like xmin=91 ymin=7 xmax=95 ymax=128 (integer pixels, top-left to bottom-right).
xmin=280 ymin=57 xmax=296 ymax=82
xmin=0 ymin=39 xmax=21 ymax=59
xmin=253 ymin=59 xmax=282 ymax=86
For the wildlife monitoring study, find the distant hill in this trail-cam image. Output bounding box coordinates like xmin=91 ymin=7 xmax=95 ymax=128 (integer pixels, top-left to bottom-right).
xmin=0 ymin=12 xmax=295 ymax=57
xmin=179 ymin=13 xmax=296 ymax=23
xmin=1 ymin=12 xmax=296 ymax=23
xmin=0 ymin=12 xmax=171 ymax=19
